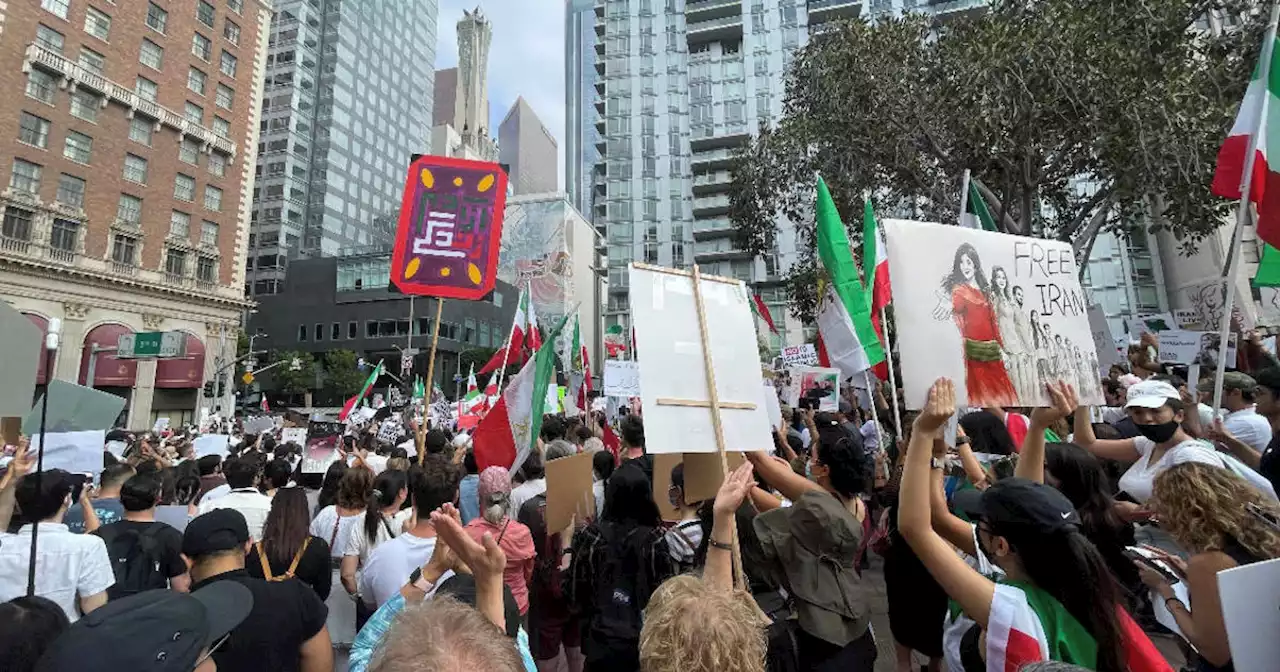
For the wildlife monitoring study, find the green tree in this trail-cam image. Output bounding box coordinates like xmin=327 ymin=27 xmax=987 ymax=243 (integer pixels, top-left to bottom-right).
xmin=323 ymin=349 xmax=365 ymax=398
xmin=271 ymin=350 xmax=317 ymax=396
xmin=730 ymin=0 xmax=1261 ymax=321
xmin=458 ymin=347 xmax=499 ymax=374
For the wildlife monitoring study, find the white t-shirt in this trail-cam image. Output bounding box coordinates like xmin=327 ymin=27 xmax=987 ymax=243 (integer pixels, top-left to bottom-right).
xmin=1118 ymin=437 xmax=1224 ymax=504
xmin=343 ymin=511 xmax=400 ymax=565
xmin=0 ymin=523 xmax=115 ymax=622
xmin=1224 ymin=406 xmax=1273 ymax=453
xmin=509 ymin=478 xmax=547 ymax=520
xmin=309 ymin=505 xmax=364 ymax=557
xmin=942 ymin=526 xmax=1003 ymax=672
xmin=358 ymin=531 xmax=453 ymax=607
xmin=665 ymin=519 xmax=704 ymax=566
xmin=196 ymin=488 xmax=273 ymax=542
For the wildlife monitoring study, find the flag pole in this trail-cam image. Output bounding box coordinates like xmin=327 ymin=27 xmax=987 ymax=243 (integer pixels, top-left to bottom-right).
xmin=879 ymin=305 xmax=903 ymax=438
xmin=862 ymin=369 xmax=883 ymax=447
xmin=494 ymin=286 xmax=524 ymax=395
xmin=1213 ymin=1 xmax=1280 ymax=413
xmin=421 ymin=297 xmax=445 ymax=464
xmin=958 ymin=168 xmax=972 ymax=226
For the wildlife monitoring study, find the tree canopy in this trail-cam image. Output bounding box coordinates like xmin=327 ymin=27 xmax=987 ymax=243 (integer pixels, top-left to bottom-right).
xmin=730 ymin=0 xmax=1262 ymax=321
xmin=270 ymin=350 xmax=316 ymax=396
xmin=323 ymin=349 xmax=365 ymax=398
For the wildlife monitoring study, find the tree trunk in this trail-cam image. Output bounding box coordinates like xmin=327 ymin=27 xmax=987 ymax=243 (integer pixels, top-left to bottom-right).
xmin=1072 ymin=197 xmax=1116 ymax=280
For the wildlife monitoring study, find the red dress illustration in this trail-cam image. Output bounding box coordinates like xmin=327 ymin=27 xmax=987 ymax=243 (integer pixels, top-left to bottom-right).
xmin=951 ymin=284 xmax=1018 ymax=407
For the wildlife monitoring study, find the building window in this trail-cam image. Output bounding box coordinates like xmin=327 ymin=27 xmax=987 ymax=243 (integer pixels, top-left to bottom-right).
xmin=212 ymin=116 xmax=231 ymax=138
xmin=215 ymin=84 xmax=234 ymax=110
xmin=192 ymin=33 xmax=212 ymax=60
xmin=184 ymin=102 xmax=203 ymax=124
xmin=116 ymin=194 xmax=142 ymax=224
xmin=314 ymin=324 xmax=324 ymax=341
xmin=41 ymin=0 xmax=69 ymax=20
xmin=63 ymin=131 xmax=92 ymax=164
xmin=343 ymin=322 xmax=355 ymax=339
xmin=188 ymin=67 xmax=207 ymax=95
xmin=36 ymin=25 xmax=64 ymax=54
xmin=331 ymin=323 xmax=341 ymax=340
xmin=70 ymin=90 xmax=99 ymax=122
xmin=228 ymin=0 xmax=244 ymax=14
xmin=298 ymin=325 xmax=308 ymax=342
xmin=196 ymin=0 xmax=216 ymax=27
xmin=146 ymin=3 xmax=168 ymax=32
xmin=219 ymin=51 xmax=238 ymax=78
xmin=170 ymin=210 xmax=190 ymax=237
xmin=55 ymin=174 xmax=84 ymax=208
xmin=123 ymin=153 xmax=147 ymax=184
xmin=138 ymin=38 xmax=162 ymax=69
xmin=17 ymin=113 xmax=50 ymax=149
xmin=129 ymin=117 xmax=153 ymax=146
xmin=50 ymin=218 xmax=78 ymax=253
xmin=83 ymin=6 xmax=111 ymax=40
xmin=207 ymin=152 xmax=226 ymax=177
xmin=135 ymin=76 xmax=158 ymax=102
xmin=9 ymin=159 xmax=41 ymax=195
xmin=365 ymin=321 xmax=377 ymax=338
xmin=197 ymin=256 xmax=217 ymax=282
xmin=111 ymin=233 xmax=137 ymax=265
xmin=78 ymin=47 xmax=106 ymax=75
xmin=204 ymin=185 xmax=222 ymax=211
xmin=3 ymin=207 xmax=34 ymax=241
xmin=223 ymin=20 xmax=240 ymax=45
xmin=26 ymin=70 xmax=55 ymax=104
xmin=179 ymin=138 xmax=200 ymax=165
xmin=174 ymin=174 xmax=196 ymax=201
xmin=201 ymin=220 xmax=218 ymax=246
xmin=166 ymin=248 xmax=187 ymax=278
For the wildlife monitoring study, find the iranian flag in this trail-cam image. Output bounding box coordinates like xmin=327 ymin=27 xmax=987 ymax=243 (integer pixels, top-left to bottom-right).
xmin=339 ymin=360 xmax=384 ymax=421
xmin=604 ymin=324 xmax=627 ymax=357
xmin=751 ymin=293 xmax=778 ymax=334
xmin=861 ymin=199 xmax=891 ymax=381
xmin=472 ymin=316 xmax=566 ymax=473
xmin=462 ymin=365 xmax=483 ymax=411
xmin=814 ymin=177 xmax=885 ymax=378
xmin=479 ymin=290 xmax=533 ymax=374
xmin=565 ymin=314 xmax=592 ymax=415
xmin=483 ymin=372 xmax=499 ymax=409
xmin=960 ymin=178 xmax=999 ymax=231
xmin=1213 ymin=25 xmax=1280 ymax=248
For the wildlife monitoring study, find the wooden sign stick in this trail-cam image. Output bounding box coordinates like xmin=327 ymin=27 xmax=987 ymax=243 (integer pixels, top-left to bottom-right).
xmin=688 ymin=264 xmax=748 ymax=590
xmin=419 ymin=297 xmax=445 ymax=465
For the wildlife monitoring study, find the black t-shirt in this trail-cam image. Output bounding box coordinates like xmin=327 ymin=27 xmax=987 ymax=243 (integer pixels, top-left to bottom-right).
xmin=244 ymin=535 xmax=333 ymax=601
xmin=93 ymin=519 xmax=186 ymax=579
xmin=190 ymin=569 xmax=328 ymax=672
xmin=1260 ymin=434 xmax=1280 ymax=494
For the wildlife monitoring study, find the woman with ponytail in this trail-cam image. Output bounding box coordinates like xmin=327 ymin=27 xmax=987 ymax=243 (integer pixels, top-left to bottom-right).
xmin=464 ymin=466 xmax=536 ymax=616
xmin=899 ymin=379 xmax=1166 ymax=672
xmin=340 ymin=470 xmax=409 ymax=627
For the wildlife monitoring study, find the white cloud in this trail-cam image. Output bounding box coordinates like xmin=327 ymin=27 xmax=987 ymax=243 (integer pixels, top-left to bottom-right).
xmin=436 ymin=0 xmax=566 ymax=189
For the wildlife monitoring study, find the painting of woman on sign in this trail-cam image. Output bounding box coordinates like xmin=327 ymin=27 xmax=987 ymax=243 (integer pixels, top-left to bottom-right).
xmin=931 ymin=243 xmax=1019 ymax=407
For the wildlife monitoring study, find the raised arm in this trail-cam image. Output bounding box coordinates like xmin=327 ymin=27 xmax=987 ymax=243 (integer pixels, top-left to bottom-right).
xmin=744 ymin=450 xmax=822 ymax=503
xmin=1017 ymin=381 xmax=1077 ymax=484
xmin=1072 ymin=403 xmax=1140 ymax=463
xmin=0 ymin=438 xmax=33 ymax=532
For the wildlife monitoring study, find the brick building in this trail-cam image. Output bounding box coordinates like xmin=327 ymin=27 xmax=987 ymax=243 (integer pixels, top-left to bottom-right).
xmin=0 ymin=0 xmax=272 ymax=429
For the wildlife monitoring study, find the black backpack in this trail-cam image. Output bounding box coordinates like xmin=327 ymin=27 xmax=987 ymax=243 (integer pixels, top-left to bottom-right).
xmin=97 ymin=523 xmax=169 ymax=599
xmin=586 ymin=522 xmax=656 ymax=664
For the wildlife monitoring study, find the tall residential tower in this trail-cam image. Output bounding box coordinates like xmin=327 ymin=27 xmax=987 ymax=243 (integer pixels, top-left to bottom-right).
xmin=499 ymin=97 xmax=559 ymax=194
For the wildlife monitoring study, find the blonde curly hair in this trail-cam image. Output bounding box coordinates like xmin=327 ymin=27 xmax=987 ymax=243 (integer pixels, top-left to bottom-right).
xmin=1151 ymin=462 xmax=1280 ymax=559
xmin=639 ymin=575 xmax=768 ymax=672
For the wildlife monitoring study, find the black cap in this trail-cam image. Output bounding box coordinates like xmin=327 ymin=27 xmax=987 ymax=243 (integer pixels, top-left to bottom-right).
xmin=36 ymin=583 xmax=252 ymax=672
xmin=183 ymin=508 xmax=250 ymax=557
xmin=952 ymin=478 xmax=1080 ymax=538
xmin=437 ymin=574 xmax=521 ymax=639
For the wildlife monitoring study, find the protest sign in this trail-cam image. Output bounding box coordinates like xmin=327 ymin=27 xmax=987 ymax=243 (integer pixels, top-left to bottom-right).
xmin=1133 ymin=312 xmax=1178 ymax=335
xmin=31 ymin=430 xmax=106 ymax=478
xmin=628 ymin=264 xmax=773 ymax=454
xmin=23 ymin=380 xmax=126 ymax=435
xmin=154 ymin=505 xmax=191 ymax=533
xmin=281 ymin=428 xmax=307 ymax=446
xmin=193 ymin=434 xmax=230 ymax=459
xmin=884 ymin=220 xmax=1104 ymax=409
xmin=1260 ymin=287 xmax=1280 ymax=326
xmin=762 ymin=384 xmax=782 ymax=429
xmin=0 ymin=302 xmax=41 ymax=418
xmin=780 ymin=344 xmax=819 ymax=367
xmin=787 ymin=366 xmax=840 ymax=411
xmin=1158 ymin=330 xmax=1239 ymax=368
xmin=545 ymin=451 xmax=595 ymax=533
xmin=602 ymin=360 xmax=640 ymax=398
xmin=243 ymin=416 xmax=274 ymax=435
xmin=301 ymin=421 xmax=343 ymax=473
xmin=1087 ymin=305 xmax=1124 ymax=376
xmin=1173 ymin=309 xmax=1202 ymax=329
xmin=105 ymin=440 xmax=127 ymax=459
xmin=1218 ymin=557 xmax=1280 ymax=671
xmin=682 ymin=451 xmax=746 ymax=503
xmin=848 ymin=374 xmax=873 ymax=410
xmin=390 ymin=155 xmax=508 ymax=300
xmin=153 ymin=417 xmax=170 ymax=433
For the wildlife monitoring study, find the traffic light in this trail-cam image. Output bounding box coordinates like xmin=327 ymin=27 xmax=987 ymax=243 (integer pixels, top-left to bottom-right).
xmin=216 ymin=379 xmax=227 ymax=397
xmin=202 ymin=381 xmax=215 ymax=398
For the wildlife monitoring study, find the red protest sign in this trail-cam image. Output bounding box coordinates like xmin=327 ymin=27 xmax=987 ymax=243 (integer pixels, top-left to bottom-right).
xmin=391 ymin=155 xmax=508 ymax=299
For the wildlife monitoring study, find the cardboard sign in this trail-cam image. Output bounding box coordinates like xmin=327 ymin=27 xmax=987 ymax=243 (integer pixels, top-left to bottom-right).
xmin=788 ymin=366 xmax=840 ymax=412
xmin=1157 ymin=330 xmax=1238 ymax=368
xmin=23 ymin=381 xmax=127 ymax=435
xmin=1218 ymin=557 xmax=1280 ymax=671
xmin=31 ymin=430 xmax=106 ymax=478
xmin=780 ymin=344 xmax=819 ymax=367
xmin=681 ymin=451 xmax=746 ymax=504
xmin=602 ymin=360 xmax=640 ymax=398
xmin=1087 ymin=305 xmax=1124 ymax=376
xmin=545 ymin=451 xmax=595 ymax=533
xmin=884 ymin=220 xmax=1104 ymax=409
xmin=0 ymin=302 xmax=41 ymax=418
xmin=390 ymin=155 xmax=508 ymax=299
xmin=193 ymin=434 xmax=230 ymax=459
xmin=628 ymin=264 xmax=774 ymax=454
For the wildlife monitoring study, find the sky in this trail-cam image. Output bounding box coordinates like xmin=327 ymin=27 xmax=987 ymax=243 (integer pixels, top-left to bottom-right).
xmin=435 ymin=0 xmax=567 ymax=190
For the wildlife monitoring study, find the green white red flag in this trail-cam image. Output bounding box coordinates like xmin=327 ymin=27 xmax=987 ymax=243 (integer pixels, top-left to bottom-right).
xmin=479 ymin=289 xmax=534 ymax=374
xmin=813 ymin=177 xmax=885 ymax=378
xmin=1213 ymin=24 xmax=1280 ymax=248
xmin=339 ymin=360 xmax=384 ymax=421
xmin=751 ymin=293 xmax=778 ymax=334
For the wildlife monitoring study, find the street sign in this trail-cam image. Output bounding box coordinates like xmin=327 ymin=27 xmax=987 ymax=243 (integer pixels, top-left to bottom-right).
xmin=117 ymin=331 xmax=186 ymax=359
xmin=245 ymin=358 xmax=258 ymax=370
xmin=403 ymin=348 xmax=420 ymax=356
xmin=400 ymin=353 xmax=414 ymax=376
xmin=242 ymin=372 xmax=255 ymax=385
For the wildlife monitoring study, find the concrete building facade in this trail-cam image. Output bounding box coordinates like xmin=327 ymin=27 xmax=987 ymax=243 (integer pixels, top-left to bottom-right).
xmin=498 ymin=97 xmax=558 ymax=195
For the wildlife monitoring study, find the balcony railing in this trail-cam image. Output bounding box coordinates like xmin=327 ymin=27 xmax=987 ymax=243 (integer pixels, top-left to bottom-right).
xmin=111 ymin=260 xmax=139 ymax=276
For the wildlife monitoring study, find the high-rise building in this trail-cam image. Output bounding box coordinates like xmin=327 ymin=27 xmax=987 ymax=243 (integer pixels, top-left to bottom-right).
xmin=246 ymin=0 xmax=436 ymax=297
xmin=499 ymin=97 xmax=559 ymax=195
xmin=431 ymin=10 xmax=498 ymax=161
xmin=0 ymin=0 xmax=272 ymax=428
xmin=565 ymin=0 xmax=602 ymax=215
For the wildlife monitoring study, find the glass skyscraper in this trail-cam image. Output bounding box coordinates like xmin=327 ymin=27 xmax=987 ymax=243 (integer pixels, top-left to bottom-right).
xmin=565 ymin=0 xmax=603 ymax=217
xmin=246 ymin=0 xmax=436 ymax=297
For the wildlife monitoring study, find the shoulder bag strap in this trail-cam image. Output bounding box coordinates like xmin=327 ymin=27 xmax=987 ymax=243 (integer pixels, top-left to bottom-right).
xmin=255 ymin=541 xmax=275 ymax=580
xmin=284 ymin=537 xmax=311 ymax=577
xmin=328 ymin=513 xmax=342 ymax=548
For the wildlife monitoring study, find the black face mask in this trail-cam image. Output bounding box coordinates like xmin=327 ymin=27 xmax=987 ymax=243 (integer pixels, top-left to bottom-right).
xmin=1135 ymin=420 xmax=1179 ymax=444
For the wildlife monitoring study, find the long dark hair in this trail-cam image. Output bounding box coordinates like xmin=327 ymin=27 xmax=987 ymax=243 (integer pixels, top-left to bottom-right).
xmin=958 ymin=410 xmax=1017 ymax=456
xmin=259 ymin=487 xmax=312 ymax=567
xmin=989 ymin=265 xmax=1010 ymax=300
xmin=364 ymin=470 xmax=407 ymax=545
xmin=1009 ymin=530 xmax=1126 ymax=672
xmin=941 ymin=242 xmax=989 ymax=295
xmin=316 ymin=461 xmax=348 ymax=511
xmin=1045 ymin=444 xmax=1124 ymax=535
xmin=601 ymin=462 xmax=661 ymax=528
xmin=0 ymin=595 xmax=69 ymax=672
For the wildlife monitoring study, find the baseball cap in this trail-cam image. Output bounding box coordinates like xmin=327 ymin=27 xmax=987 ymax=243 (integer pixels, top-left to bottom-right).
xmin=36 ymin=583 xmax=252 ymax=672
xmin=1124 ymin=379 xmax=1180 ymax=410
xmin=1222 ymin=371 xmax=1257 ymax=393
xmin=952 ymin=478 xmax=1080 ymax=539
xmin=182 ymin=508 xmax=250 ymax=557
xmin=437 ymin=573 xmax=521 ymax=639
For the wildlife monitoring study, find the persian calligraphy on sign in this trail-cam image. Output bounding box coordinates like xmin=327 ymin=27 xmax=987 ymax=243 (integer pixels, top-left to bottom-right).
xmin=391 ymin=155 xmax=508 ymax=299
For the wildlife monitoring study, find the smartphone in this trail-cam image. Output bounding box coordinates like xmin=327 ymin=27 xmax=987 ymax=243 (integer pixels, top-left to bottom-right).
xmin=1246 ymin=502 xmax=1280 ymax=533
xmin=67 ymin=473 xmax=91 ymax=503
xmin=1124 ymin=546 xmax=1180 ymax=583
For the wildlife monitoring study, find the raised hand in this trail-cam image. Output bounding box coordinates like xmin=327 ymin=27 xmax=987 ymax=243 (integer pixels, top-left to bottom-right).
xmin=713 ymin=461 xmax=755 ymax=519
xmin=431 ymin=502 xmax=506 ymax=581
xmin=913 ymin=378 xmax=956 ymax=435
xmin=1030 ymin=381 xmax=1078 ymax=428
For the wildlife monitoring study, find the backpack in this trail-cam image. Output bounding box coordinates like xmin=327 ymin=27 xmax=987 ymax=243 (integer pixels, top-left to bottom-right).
xmin=587 ymin=522 xmax=657 ymax=663
xmin=519 ymin=494 xmax=564 ymax=601
xmin=98 ymin=523 xmax=169 ymax=599
xmin=256 ymin=538 xmax=311 ymax=582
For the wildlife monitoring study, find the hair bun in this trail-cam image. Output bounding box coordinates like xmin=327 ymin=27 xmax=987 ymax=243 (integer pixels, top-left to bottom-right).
xmin=371 ymin=489 xmax=383 ymax=499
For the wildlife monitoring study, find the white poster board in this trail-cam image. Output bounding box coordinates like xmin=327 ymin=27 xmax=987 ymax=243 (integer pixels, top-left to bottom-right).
xmin=243 ymin=417 xmax=274 ymax=434
xmin=1218 ymin=557 xmax=1280 ymax=671
xmin=762 ymin=384 xmax=782 ymax=429
xmin=193 ymin=434 xmax=230 ymax=459
xmin=31 ymin=430 xmax=106 ymax=478
xmin=884 ymin=220 xmax=1104 ymax=409
xmin=1087 ymin=305 xmax=1124 ymax=376
xmin=1157 ymin=330 xmax=1239 ymax=368
xmin=281 ymin=428 xmax=307 ymax=446
xmin=787 ymin=366 xmax=840 ymax=412
xmin=602 ymin=360 xmax=641 ymax=398
xmin=1259 ymin=287 xmax=1280 ymax=326
xmin=780 ymin=344 xmax=819 ymax=367
xmin=154 ymin=505 xmax=191 ymax=533
xmin=628 ymin=264 xmax=773 ymax=454
xmin=153 ymin=417 xmax=170 ymax=433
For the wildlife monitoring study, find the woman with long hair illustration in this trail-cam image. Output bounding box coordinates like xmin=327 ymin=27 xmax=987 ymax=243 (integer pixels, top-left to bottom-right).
xmin=934 ymin=243 xmax=1018 ymax=407
xmin=990 ymin=266 xmax=1034 ymax=399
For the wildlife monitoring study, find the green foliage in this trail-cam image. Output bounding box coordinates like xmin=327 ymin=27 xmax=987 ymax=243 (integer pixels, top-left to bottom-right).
xmin=457 ymin=347 xmax=516 ymax=377
xmin=730 ymin=0 xmax=1263 ymax=321
xmin=271 ymin=350 xmax=316 ymax=395
xmin=323 ymin=349 xmax=365 ymax=398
